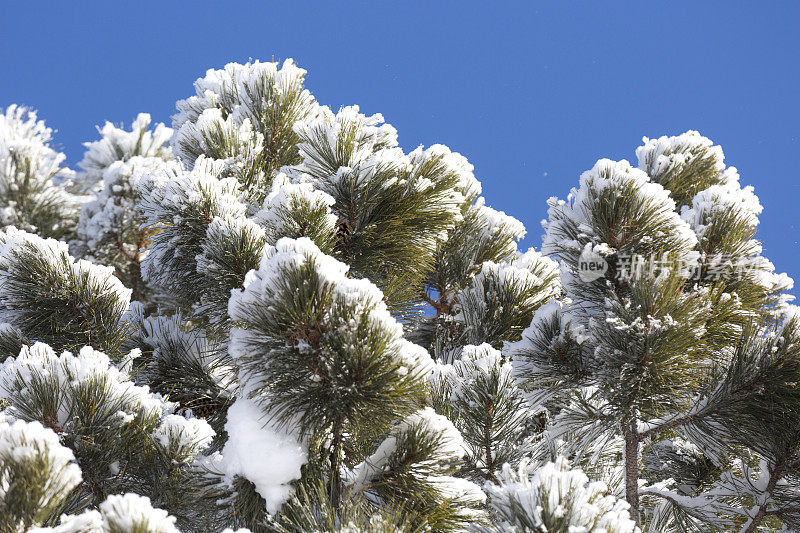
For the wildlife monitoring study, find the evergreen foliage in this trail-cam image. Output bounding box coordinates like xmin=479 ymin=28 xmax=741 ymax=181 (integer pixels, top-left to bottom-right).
xmin=0 ymin=106 xmax=80 ymax=241
xmin=0 ymin=61 xmax=796 ymax=533
xmin=73 ymin=113 xmax=175 ymax=303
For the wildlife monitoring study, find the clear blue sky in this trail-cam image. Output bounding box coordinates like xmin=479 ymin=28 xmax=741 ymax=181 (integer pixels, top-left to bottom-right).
xmin=2 ymin=2 xmax=798 ymax=285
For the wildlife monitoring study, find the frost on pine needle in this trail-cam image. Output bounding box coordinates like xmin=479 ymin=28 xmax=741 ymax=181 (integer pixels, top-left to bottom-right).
xmin=223 ymin=236 xmax=489 ymax=527
xmin=293 ymin=105 xmax=399 ymax=179
xmin=137 ymin=156 xmax=267 ymax=321
xmin=290 ymin=103 xmax=480 ymax=312
xmin=75 ymin=156 xmax=181 ymax=302
xmin=174 ymin=108 xmax=264 ymax=170
xmin=478 ymin=457 xmax=637 ymax=533
xmin=0 ymin=342 xmax=215 ymax=526
xmin=470 ymin=199 xmax=526 ymax=244
xmin=173 ymin=59 xmax=313 ymax=141
xmin=636 ymin=130 xmax=729 ymax=207
xmin=124 ymin=304 xmax=234 ymax=435
xmin=348 ymin=406 xmax=486 ymax=524
xmin=77 ymin=157 xmax=178 ymax=253
xmin=430 ymin=344 xmax=536 ymax=481
xmin=0 ymin=343 xmax=170 ymax=428
xmin=227 ymin=236 xmax=434 ymax=435
xmin=172 ymin=59 xmax=316 ymax=204
xmin=542 ymin=158 xmax=699 ymax=276
xmin=449 ymin=251 xmax=561 ymax=353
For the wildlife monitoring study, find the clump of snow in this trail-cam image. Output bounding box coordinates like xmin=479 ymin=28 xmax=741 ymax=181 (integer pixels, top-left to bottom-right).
xmin=31 ymin=497 xmax=179 ymax=533
xmin=98 ymin=493 xmax=179 ymax=533
xmin=152 ymin=414 xmax=215 ymax=460
xmin=219 ymin=396 xmax=307 ymax=514
xmin=33 ymin=509 xmax=103 ymax=532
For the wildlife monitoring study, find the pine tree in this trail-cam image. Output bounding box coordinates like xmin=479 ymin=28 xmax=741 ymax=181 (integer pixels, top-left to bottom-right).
xmin=508 ymin=133 xmax=797 ymax=531
xmin=1 ymin=59 xmax=796 ymax=533
xmin=73 ymin=113 xmax=176 ymax=304
xmin=0 ymin=106 xmax=80 ymax=241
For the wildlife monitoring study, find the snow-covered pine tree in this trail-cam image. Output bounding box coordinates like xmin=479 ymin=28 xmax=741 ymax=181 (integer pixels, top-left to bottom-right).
xmin=137 ymin=59 xmax=497 ymax=531
xmin=508 ymin=132 xmax=798 ymax=531
xmin=73 ymin=113 xmax=176 ymax=304
xmin=0 ymin=229 xmax=216 ymax=530
xmin=0 ymin=106 xmax=80 ymax=241
xmin=1 ymin=58 xmax=796 ymax=533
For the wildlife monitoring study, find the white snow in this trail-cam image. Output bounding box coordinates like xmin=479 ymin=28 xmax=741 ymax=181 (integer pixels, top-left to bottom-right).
xmin=0 ymin=226 xmax=132 ymax=325
xmin=98 ymin=493 xmax=179 ymax=533
xmin=78 ymin=113 xmax=173 ymax=192
xmin=0 ymin=415 xmax=82 ymax=508
xmin=486 ymin=457 xmax=637 ymax=533
xmin=636 ymin=130 xmax=726 ymax=184
xmin=0 ymin=343 xmax=173 ymax=428
xmin=152 ymin=414 xmax=215 ymax=459
xmin=219 ymin=396 xmax=307 ymax=514
xmin=0 ymin=105 xmax=78 ymax=234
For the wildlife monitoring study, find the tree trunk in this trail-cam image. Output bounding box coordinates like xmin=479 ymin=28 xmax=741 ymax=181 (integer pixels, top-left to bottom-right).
xmin=623 ymin=423 xmax=641 ymax=527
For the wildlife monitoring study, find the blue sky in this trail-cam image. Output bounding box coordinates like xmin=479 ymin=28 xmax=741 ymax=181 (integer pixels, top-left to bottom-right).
xmin=2 ymin=2 xmax=798 ymax=284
